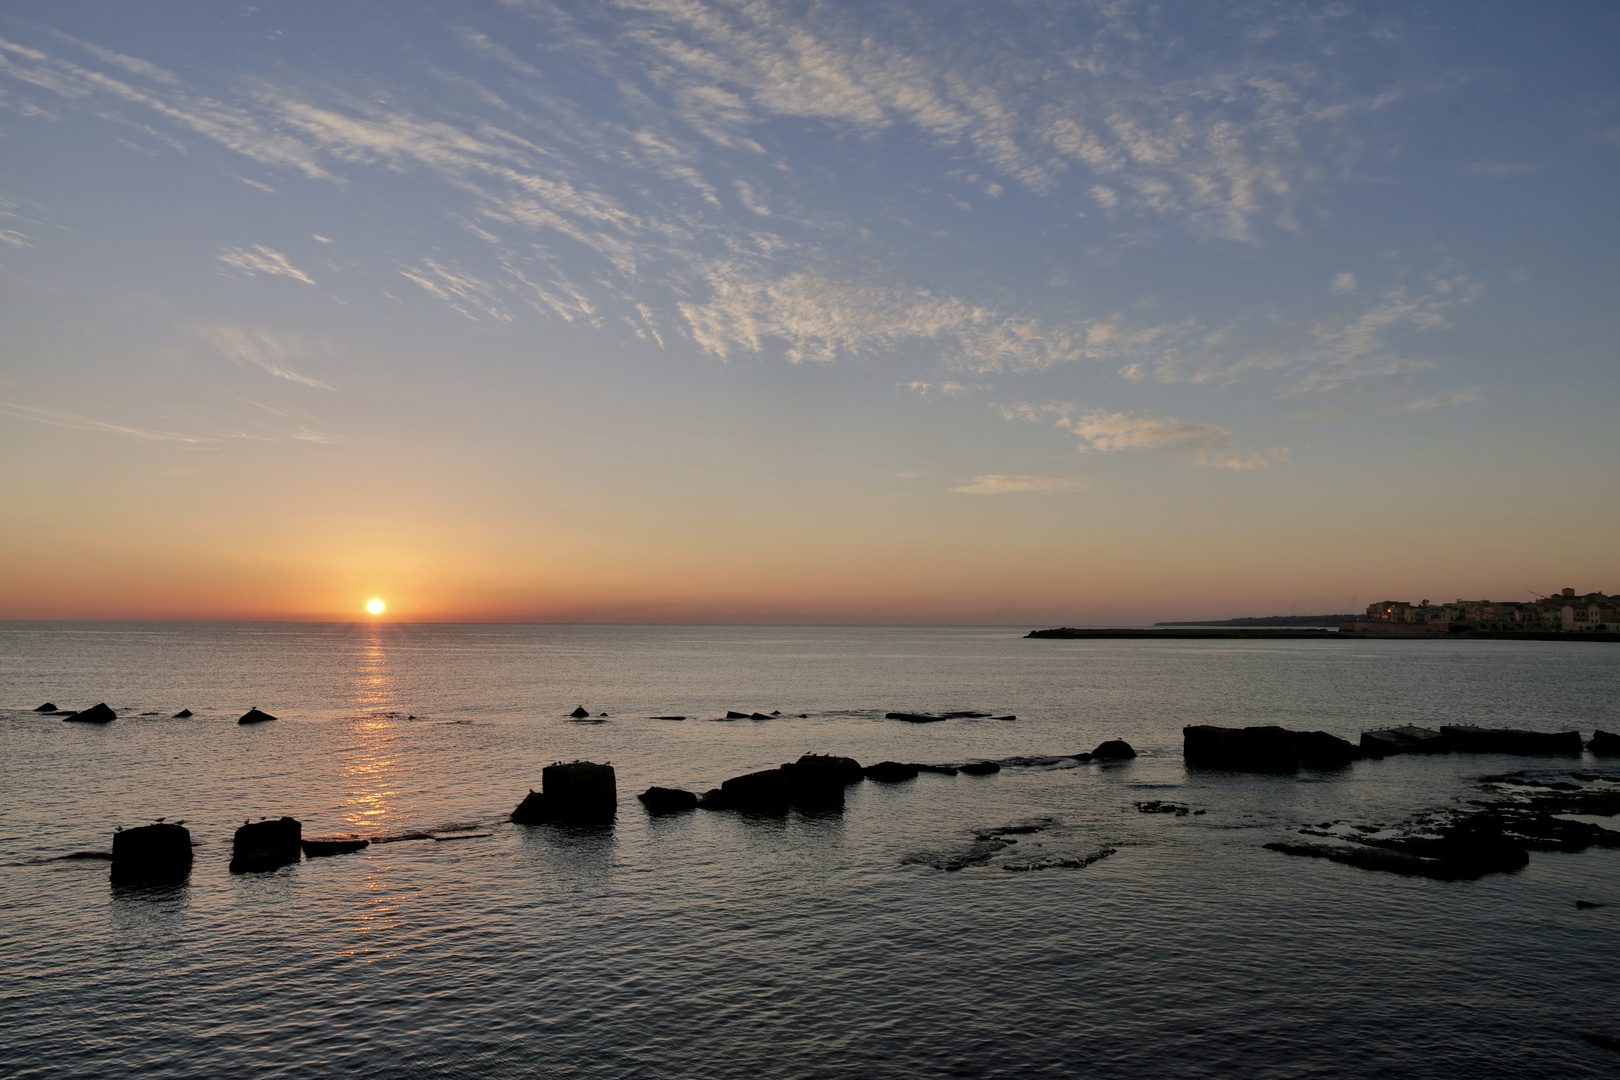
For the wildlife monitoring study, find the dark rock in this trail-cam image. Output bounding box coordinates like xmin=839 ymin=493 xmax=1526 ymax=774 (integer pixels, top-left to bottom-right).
xmin=1091 ymin=739 xmax=1137 ymax=760
xmin=569 ymin=706 xmax=591 ymax=718
xmin=696 ymin=788 xmax=725 ymax=808
xmin=793 ymin=754 xmax=866 ymax=785
xmin=513 ymin=760 xmax=618 ymax=823
xmin=237 ymin=707 xmax=276 ymax=725
xmin=1136 ymin=800 xmax=1190 ymax=816
xmin=302 ymin=836 xmax=369 ymax=857
xmin=110 ymin=822 xmax=192 ymax=883
xmin=749 ymin=712 xmax=772 ymax=720
xmin=1268 ymin=813 xmax=1531 ymax=881
xmin=771 ymin=710 xmax=781 ymax=716
xmin=992 ymin=715 xmax=1016 ymax=721
xmin=1581 ymin=1033 xmax=1620 ymax=1053
xmin=708 ymin=761 xmax=847 ymax=813
xmin=1589 ymin=731 xmax=1620 ymax=756
xmin=1184 ymin=725 xmax=1358 ymax=772
xmin=231 ymin=817 xmax=302 ymax=872
xmin=886 ymin=712 xmax=947 ymax=723
xmin=34 ymin=702 xmax=57 ymax=712
xmin=638 ymin=786 xmax=699 ymax=814
xmin=172 ymin=709 xmax=193 ymax=719
xmin=651 ymin=715 xmax=686 ymax=721
xmin=1576 ymin=900 xmax=1604 ymax=909
xmin=864 ymin=761 xmax=920 ymax=783
xmin=715 ymin=768 xmax=789 ymax=813
xmin=915 ymin=763 xmax=959 ymax=775
xmin=943 ymin=711 xmax=990 ymax=718
xmin=1440 ymin=726 xmax=1583 ymax=756
xmin=1360 ymin=726 xmax=1448 ymax=757
xmin=1069 ymin=752 xmax=1094 ymax=762
xmin=725 ymin=711 xmax=750 ymax=719
xmin=64 ymin=702 xmax=116 ymax=724
xmin=958 ymin=761 xmax=1001 ymax=776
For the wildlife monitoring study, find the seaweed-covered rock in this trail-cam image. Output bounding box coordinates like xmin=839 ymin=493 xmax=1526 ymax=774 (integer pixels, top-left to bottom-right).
xmin=638 ymin=786 xmax=699 ymax=814
xmin=513 ymin=760 xmax=618 ymax=823
xmin=1184 ymin=725 xmax=1357 ymax=771
xmin=864 ymin=761 xmax=920 ymax=783
xmin=64 ymin=703 xmax=116 ymax=724
xmin=110 ymin=822 xmax=193 ymax=883
xmin=237 ymin=707 xmax=276 ymax=725
xmin=1439 ymin=726 xmax=1582 ymax=756
xmin=1360 ymin=726 xmax=1448 ymax=757
xmin=1588 ymin=730 xmax=1620 ymax=756
xmin=231 ymin=817 xmax=302 ymax=872
xmin=1091 ymin=739 xmax=1136 ymax=760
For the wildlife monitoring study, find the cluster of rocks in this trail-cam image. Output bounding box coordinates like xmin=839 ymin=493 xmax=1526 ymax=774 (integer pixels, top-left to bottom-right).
xmin=1266 ymin=772 xmax=1620 ymax=881
xmin=104 ymin=810 xmax=374 ymax=883
xmin=1185 ymin=723 xmax=1608 ymax=772
xmin=39 ymin=702 xmax=274 ymax=724
xmin=902 ymin=818 xmax=1118 ymax=873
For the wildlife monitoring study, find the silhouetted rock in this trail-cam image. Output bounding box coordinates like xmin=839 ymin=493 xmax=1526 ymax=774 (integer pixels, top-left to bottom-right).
xmin=231 ymin=817 xmax=302 ymax=872
xmin=916 ymin=763 xmax=959 ymax=775
xmin=172 ymin=709 xmax=193 ymax=719
xmin=943 ymin=711 xmax=990 ymax=718
xmin=886 ymin=712 xmax=947 ymax=723
xmin=696 ymin=788 xmax=725 ymax=808
xmin=1576 ymin=900 xmax=1604 ymax=909
xmin=792 ymin=753 xmax=865 ymax=785
xmin=1360 ymin=726 xmax=1448 ymax=757
xmin=1136 ymin=800 xmax=1190 ymax=816
xmin=1091 ymin=739 xmax=1137 ymax=760
xmin=34 ymin=702 xmax=57 ymax=712
xmin=959 ymin=760 xmax=1001 ymax=776
xmin=863 ymin=761 xmax=919 ymax=783
xmin=1267 ymin=814 xmax=1530 ymax=881
xmin=638 ymin=786 xmax=698 ymax=814
xmin=992 ymin=715 xmax=1016 ymax=721
xmin=110 ymin=822 xmax=192 ymax=883
xmin=1581 ymin=1032 xmax=1620 ymax=1053
xmin=725 ymin=710 xmax=749 ymax=719
xmin=1184 ymin=725 xmax=1358 ymax=771
xmin=301 ymin=836 xmax=369 ymax=857
xmin=569 ymin=706 xmax=590 ymax=718
xmin=1069 ymin=752 xmax=1094 ymax=762
xmin=1589 ymin=730 xmax=1620 ymax=756
xmin=512 ymin=760 xmax=617 ymax=824
xmin=1439 ymin=726 xmax=1583 ymax=756
xmin=704 ymin=761 xmax=848 ymax=813
xmin=237 ymin=707 xmax=276 ymax=725
xmin=749 ymin=712 xmax=772 ymax=720
xmin=714 ymin=768 xmax=790 ymax=813
xmin=651 ymin=715 xmax=686 ymax=721
xmin=64 ymin=702 xmax=115 ymax=724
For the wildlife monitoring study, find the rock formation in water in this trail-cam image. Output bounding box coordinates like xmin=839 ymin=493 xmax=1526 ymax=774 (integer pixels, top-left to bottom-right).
xmin=915 ymin=763 xmax=959 ymax=775
xmin=724 ymin=710 xmax=750 ymax=719
xmin=864 ymin=761 xmax=920 ymax=783
xmin=791 ymin=753 xmax=865 ymax=785
xmin=1590 ymin=730 xmax=1620 ymax=756
xmin=958 ymin=761 xmax=1001 ymax=775
xmin=638 ymin=786 xmax=699 ymax=814
xmin=1439 ymin=726 xmax=1582 ymax=755
xmin=231 ymin=817 xmax=303 ymax=872
xmin=173 ymin=709 xmax=194 ymax=718
xmin=1091 ymin=739 xmax=1137 ymax=760
xmin=63 ymin=702 xmax=116 ymax=724
xmin=700 ymin=759 xmax=848 ymax=813
xmin=1184 ymin=724 xmax=1358 ymax=771
xmin=512 ymin=760 xmax=618 ymax=823
xmin=301 ymin=836 xmax=370 ymax=857
xmin=237 ymin=707 xmax=276 ymax=725
xmin=1359 ymin=726 xmax=1448 ymax=756
xmin=569 ymin=706 xmax=591 ymax=718
xmin=34 ymin=702 xmax=57 ymax=712
xmin=886 ymin=712 xmax=947 ymax=723
xmin=110 ymin=822 xmax=193 ymax=883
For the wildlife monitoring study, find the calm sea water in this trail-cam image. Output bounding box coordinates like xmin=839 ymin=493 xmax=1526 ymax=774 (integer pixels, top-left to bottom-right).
xmin=2 ymin=622 xmax=1618 ymax=1078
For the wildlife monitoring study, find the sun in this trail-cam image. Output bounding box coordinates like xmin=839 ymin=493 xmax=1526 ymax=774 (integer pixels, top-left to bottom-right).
xmin=366 ymin=598 xmax=386 ymax=615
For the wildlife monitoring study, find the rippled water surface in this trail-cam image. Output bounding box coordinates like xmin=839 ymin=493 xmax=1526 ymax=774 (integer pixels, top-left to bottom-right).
xmin=3 ymin=622 xmax=1619 ymax=1078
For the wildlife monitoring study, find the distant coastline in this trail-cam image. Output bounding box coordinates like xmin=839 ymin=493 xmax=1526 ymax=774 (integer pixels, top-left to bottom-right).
xmin=1028 ymin=626 xmax=1620 ymax=642
xmin=1155 ymin=615 xmax=1356 ymax=628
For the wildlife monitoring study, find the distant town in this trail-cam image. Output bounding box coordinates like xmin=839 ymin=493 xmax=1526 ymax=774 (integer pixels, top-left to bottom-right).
xmin=1343 ymin=588 xmax=1617 ymax=635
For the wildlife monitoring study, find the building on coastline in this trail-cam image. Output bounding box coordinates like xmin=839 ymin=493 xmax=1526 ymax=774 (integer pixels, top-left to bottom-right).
xmin=1345 ymin=588 xmax=1617 ymax=635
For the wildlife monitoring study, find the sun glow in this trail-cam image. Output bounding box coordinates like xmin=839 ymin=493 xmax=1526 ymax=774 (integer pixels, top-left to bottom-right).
xmin=366 ymin=598 xmax=386 ymax=615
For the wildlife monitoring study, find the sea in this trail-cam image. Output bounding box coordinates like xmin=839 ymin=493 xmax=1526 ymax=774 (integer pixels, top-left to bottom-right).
xmin=2 ymin=622 xmax=1617 ymax=1079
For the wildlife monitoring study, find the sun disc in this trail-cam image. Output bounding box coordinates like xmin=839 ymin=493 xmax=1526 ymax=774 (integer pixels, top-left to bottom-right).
xmin=366 ymin=598 xmax=386 ymax=615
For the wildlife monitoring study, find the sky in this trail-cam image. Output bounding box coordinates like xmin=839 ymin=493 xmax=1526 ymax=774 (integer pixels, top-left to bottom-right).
xmin=0 ymin=0 xmax=1616 ymax=624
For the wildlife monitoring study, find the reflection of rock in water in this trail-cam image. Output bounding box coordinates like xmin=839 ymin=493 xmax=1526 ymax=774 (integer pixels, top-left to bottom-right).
xmin=905 ymin=818 xmax=1115 ymax=872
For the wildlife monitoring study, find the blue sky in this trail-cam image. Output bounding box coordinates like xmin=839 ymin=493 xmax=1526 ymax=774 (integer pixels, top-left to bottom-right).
xmin=1 ymin=1 xmax=1616 ymax=621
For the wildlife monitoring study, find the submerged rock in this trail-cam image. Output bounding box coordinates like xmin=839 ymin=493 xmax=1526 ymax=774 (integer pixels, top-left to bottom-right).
xmin=513 ymin=760 xmax=618 ymax=824
xmin=958 ymin=760 xmax=1001 ymax=776
xmin=915 ymin=763 xmax=959 ymax=775
xmin=172 ymin=709 xmax=193 ymax=719
xmin=111 ymin=822 xmax=192 ymax=883
xmin=237 ymin=707 xmax=276 ymax=725
xmin=650 ymin=715 xmax=686 ymax=721
xmin=569 ymin=706 xmax=591 ymax=718
xmin=863 ymin=761 xmax=920 ymax=783
xmin=1091 ymin=739 xmax=1137 ymax=760
xmin=301 ymin=836 xmax=369 ymax=857
xmin=1184 ymin=725 xmax=1358 ymax=771
xmin=1136 ymin=800 xmax=1191 ymax=816
xmin=231 ymin=817 xmax=302 ymax=872
xmin=1360 ymin=726 xmax=1448 ymax=757
xmin=886 ymin=712 xmax=947 ymax=723
xmin=638 ymin=786 xmax=698 ymax=814
xmin=64 ymin=703 xmax=116 ymax=724
xmin=1440 ymin=726 xmax=1582 ymax=756
xmin=1588 ymin=730 xmax=1620 ymax=756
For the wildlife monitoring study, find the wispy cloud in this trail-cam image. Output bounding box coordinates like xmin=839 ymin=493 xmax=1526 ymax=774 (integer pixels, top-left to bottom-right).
xmin=950 ymin=474 xmax=1086 ymax=494
xmin=217 ymin=245 xmax=316 ymax=286
xmin=997 ymin=401 xmax=1280 ymax=469
xmin=0 ymin=399 xmax=214 ymax=442
xmin=194 ymin=324 xmax=336 ymax=390
xmin=1403 ymin=387 xmax=1483 ymax=410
